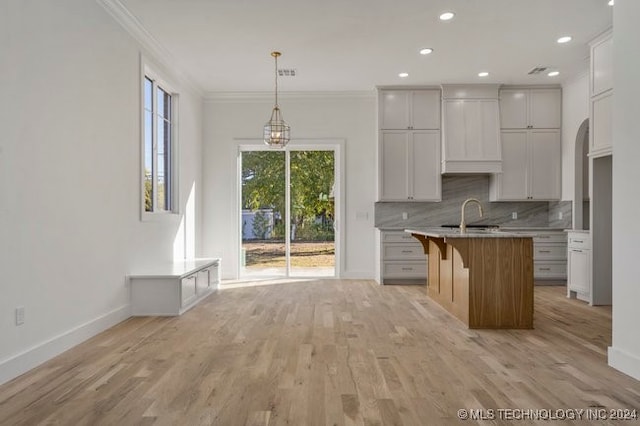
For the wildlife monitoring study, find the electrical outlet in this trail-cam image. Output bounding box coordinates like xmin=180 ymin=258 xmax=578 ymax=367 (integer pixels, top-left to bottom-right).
xmin=511 ymin=212 xmax=518 ymax=220
xmin=16 ymin=306 xmax=25 ymax=326
xmin=402 ymin=212 xmax=408 ymax=220
xmin=558 ymin=211 xmax=563 ymax=220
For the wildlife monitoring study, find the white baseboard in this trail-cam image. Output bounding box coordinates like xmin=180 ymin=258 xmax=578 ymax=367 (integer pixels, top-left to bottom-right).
xmin=608 ymin=345 xmax=640 ymax=381
xmin=0 ymin=305 xmax=131 ymax=386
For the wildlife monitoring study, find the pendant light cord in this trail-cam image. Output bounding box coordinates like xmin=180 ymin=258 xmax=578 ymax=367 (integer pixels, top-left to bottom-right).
xmin=274 ymin=52 xmax=279 ymax=108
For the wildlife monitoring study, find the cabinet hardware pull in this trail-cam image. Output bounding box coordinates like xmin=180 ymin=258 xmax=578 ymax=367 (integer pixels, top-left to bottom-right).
xmin=401 ymin=267 xmax=413 ymax=271
xmin=574 ymin=240 xmax=583 ymax=243
xmin=539 ymin=267 xmax=551 ymax=271
xmin=539 ymin=250 xmax=551 ymax=253
xmin=572 ymin=249 xmax=583 ymax=253
xmin=401 ymin=250 xmax=412 ymax=253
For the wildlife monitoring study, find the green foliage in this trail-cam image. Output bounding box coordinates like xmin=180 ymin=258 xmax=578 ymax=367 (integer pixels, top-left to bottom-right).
xmin=242 ymin=150 xmax=335 ymax=242
xmin=252 ymin=210 xmax=271 ymax=239
xmin=144 ymin=174 xmax=152 ymax=212
xmin=295 ymin=219 xmax=334 ymax=241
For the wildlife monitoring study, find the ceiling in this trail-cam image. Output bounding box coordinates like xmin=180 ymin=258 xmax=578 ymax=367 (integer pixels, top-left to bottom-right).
xmin=118 ymin=0 xmax=613 ymax=93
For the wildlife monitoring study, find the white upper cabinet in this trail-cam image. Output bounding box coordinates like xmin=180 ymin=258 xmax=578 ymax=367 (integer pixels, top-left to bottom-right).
xmin=591 ymin=92 xmax=613 ymax=155
xmin=441 ymin=85 xmax=502 ymax=173
xmin=529 ymin=130 xmax=562 ymax=199
xmin=490 ymin=129 xmax=561 ymax=201
xmin=379 ymin=130 xmax=441 ymax=201
xmin=493 ymin=87 xmax=561 ymax=201
xmin=379 ymin=90 xmax=440 ymax=130
xmin=491 ymin=131 xmax=528 ymax=200
xmin=591 ymin=32 xmax=613 ymax=97
xmin=500 ymin=88 xmax=561 ymax=129
xmin=589 ymin=29 xmax=613 ymax=157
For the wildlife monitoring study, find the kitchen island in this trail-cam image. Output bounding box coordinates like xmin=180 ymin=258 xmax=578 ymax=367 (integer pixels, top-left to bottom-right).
xmin=406 ymin=228 xmax=534 ymax=329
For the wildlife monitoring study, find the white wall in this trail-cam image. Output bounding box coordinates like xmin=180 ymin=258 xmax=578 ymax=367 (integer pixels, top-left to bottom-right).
xmin=561 ymin=72 xmax=589 ymax=201
xmin=202 ymin=94 xmax=376 ymax=279
xmin=609 ymin=0 xmax=640 ymax=380
xmin=0 ymin=0 xmax=203 ymax=384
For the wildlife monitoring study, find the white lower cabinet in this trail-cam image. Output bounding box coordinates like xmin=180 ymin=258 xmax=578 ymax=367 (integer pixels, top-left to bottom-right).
xmin=181 ymin=275 xmax=198 ymax=306
xmin=130 ymin=258 xmax=221 ymax=316
xmin=380 ymin=231 xmax=427 ymax=284
xmin=532 ymin=231 xmax=567 ymax=281
xmin=567 ymin=231 xmax=591 ymax=301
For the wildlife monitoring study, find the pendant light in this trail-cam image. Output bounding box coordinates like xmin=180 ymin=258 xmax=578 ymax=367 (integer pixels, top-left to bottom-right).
xmin=263 ymin=51 xmax=290 ymax=147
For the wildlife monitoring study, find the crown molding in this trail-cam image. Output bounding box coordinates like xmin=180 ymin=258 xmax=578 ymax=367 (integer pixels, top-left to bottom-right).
xmin=96 ymin=0 xmax=203 ymax=97
xmin=204 ymin=90 xmax=376 ymax=103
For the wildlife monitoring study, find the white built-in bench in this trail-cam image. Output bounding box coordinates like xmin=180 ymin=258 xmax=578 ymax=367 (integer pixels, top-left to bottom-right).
xmin=129 ymin=258 xmax=221 ymax=316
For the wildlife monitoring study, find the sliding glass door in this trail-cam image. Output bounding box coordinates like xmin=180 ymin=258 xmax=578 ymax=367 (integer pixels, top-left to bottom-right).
xmin=240 ymin=145 xmax=337 ymax=278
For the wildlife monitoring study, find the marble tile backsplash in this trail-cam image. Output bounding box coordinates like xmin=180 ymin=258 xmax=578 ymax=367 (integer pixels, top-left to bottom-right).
xmin=375 ymin=175 xmax=573 ymax=229
xmin=548 ymin=200 xmax=573 ymax=228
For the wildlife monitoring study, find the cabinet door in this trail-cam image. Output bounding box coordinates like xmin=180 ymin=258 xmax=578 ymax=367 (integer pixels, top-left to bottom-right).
xmin=411 ymin=90 xmax=440 ymax=130
xmin=529 ymin=130 xmax=561 ymax=200
xmin=493 ymin=130 xmax=528 ymax=200
xmin=196 ymin=269 xmax=210 ymax=294
xmin=410 ymin=131 xmax=441 ymax=201
xmin=592 ymin=34 xmax=613 ymax=96
xmin=591 ymin=92 xmax=612 ymax=155
xmin=568 ymin=249 xmax=590 ymax=294
xmin=379 ymin=132 xmax=409 ymax=200
xmin=181 ymin=275 xmax=197 ymax=306
xmin=380 ymin=91 xmax=410 ymax=129
xmin=529 ymin=89 xmax=561 ymax=129
xmin=500 ymin=89 xmax=528 ymax=129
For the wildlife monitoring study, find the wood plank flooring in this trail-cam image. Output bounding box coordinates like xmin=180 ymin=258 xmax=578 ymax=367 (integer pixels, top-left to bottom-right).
xmin=1 ymin=281 xmax=639 ymax=425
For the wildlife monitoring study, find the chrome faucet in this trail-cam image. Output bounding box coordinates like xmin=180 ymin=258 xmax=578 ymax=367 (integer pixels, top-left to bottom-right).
xmin=460 ymin=198 xmax=484 ymax=233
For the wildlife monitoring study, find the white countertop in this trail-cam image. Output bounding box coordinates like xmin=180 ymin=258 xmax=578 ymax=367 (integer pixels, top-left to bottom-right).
xmin=565 ymin=229 xmax=591 ymax=234
xmin=405 ymin=227 xmax=536 ymax=239
xmin=129 ymin=258 xmax=220 ymax=278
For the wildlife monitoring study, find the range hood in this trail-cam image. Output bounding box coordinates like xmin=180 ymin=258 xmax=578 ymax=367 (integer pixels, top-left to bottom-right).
xmin=440 ymin=84 xmax=502 ymax=174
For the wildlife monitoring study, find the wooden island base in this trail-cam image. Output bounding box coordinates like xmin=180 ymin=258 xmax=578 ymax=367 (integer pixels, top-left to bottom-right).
xmin=410 ymin=233 xmax=534 ymax=329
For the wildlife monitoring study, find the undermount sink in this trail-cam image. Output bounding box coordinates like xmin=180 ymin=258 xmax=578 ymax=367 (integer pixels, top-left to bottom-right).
xmin=441 ymin=224 xmax=500 ymax=230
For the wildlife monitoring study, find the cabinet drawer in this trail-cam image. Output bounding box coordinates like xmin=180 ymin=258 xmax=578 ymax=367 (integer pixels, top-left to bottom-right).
xmin=534 ymin=262 xmax=566 ymax=279
xmin=568 ymin=235 xmax=591 ymax=249
xmin=533 ymin=233 xmax=566 ymax=244
xmin=383 ymin=244 xmax=424 ymax=260
xmin=533 ymin=244 xmax=567 ymax=260
xmin=383 ymin=261 xmax=427 ymax=278
xmin=196 ymin=269 xmax=210 ymax=294
xmin=382 ymin=231 xmax=418 ymax=243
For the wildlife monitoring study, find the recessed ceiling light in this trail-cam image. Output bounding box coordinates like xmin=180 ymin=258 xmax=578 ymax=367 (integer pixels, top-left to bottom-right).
xmin=608 ymin=0 xmax=614 ymax=5
xmin=439 ymin=12 xmax=455 ymax=21
xmin=548 ymin=71 xmax=560 ymax=77
xmin=478 ymin=72 xmax=489 ymax=77
xmin=398 ymin=72 xmax=409 ymax=78
xmin=420 ymin=48 xmax=434 ymax=55
xmin=557 ymin=36 xmax=572 ymax=44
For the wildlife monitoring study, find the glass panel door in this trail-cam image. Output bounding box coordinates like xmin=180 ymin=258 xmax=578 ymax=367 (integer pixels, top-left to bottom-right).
xmin=240 ymin=150 xmax=286 ymax=277
xmin=289 ymin=150 xmax=335 ymax=277
xmin=240 ymin=147 xmax=337 ymax=278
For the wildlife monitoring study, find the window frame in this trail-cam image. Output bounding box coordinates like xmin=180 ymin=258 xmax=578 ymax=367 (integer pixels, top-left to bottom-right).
xmin=141 ymin=61 xmax=179 ymax=220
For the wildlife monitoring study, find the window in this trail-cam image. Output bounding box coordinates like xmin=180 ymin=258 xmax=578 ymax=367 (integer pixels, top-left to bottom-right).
xmin=143 ymin=72 xmax=176 ymax=215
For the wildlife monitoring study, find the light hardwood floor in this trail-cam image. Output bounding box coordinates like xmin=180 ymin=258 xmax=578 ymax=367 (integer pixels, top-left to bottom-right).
xmin=1 ymin=281 xmax=639 ymax=425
